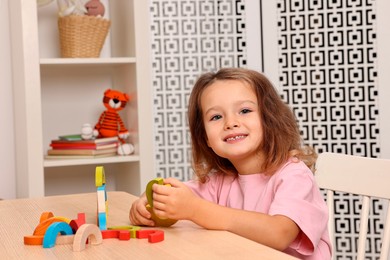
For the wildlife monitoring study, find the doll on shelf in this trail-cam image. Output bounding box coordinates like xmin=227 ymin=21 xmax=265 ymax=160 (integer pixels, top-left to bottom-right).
xmin=91 ymin=89 xmax=134 ymax=155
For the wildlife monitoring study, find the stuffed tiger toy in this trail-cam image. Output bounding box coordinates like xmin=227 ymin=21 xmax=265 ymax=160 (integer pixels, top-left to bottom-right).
xmin=94 ymin=89 xmax=134 ymax=155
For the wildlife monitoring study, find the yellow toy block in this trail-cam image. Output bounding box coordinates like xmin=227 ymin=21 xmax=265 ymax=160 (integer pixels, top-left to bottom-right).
xmin=145 ymin=178 xmax=178 ymax=227
xmin=95 ymin=166 xmax=106 ymax=187
xmin=96 ymin=166 xmax=108 ymax=230
xmin=108 ymin=225 xmax=141 ymax=238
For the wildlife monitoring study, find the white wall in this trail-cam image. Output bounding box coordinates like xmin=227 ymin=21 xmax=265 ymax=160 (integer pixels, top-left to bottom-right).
xmin=0 ymin=0 xmax=16 ymax=199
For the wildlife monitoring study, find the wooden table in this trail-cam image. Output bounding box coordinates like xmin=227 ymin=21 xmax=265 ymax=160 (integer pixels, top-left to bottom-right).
xmin=0 ymin=192 xmax=297 ymax=259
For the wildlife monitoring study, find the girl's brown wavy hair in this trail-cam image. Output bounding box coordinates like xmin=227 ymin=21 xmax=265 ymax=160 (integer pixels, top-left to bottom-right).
xmin=188 ymin=68 xmax=317 ymax=183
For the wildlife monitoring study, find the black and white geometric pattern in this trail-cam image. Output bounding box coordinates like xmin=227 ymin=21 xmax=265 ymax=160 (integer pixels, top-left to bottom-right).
xmin=276 ymin=0 xmax=383 ymax=259
xmin=150 ymin=0 xmax=385 ymax=259
xmin=151 ymin=0 xmax=246 ymax=181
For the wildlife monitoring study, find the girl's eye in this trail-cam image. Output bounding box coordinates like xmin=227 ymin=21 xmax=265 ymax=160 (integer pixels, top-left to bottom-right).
xmin=210 ymin=115 xmax=222 ymax=121
xmin=240 ymin=108 xmax=252 ymax=114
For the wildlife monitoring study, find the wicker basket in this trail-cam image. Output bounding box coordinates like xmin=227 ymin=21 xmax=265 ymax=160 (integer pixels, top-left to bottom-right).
xmin=58 ymin=15 xmax=111 ymax=58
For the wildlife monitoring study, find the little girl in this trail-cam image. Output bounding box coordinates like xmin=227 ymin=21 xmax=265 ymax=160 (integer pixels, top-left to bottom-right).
xmin=130 ymin=68 xmax=331 ymax=259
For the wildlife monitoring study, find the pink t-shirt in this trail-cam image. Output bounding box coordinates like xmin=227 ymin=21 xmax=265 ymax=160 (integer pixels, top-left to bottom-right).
xmin=185 ymin=160 xmax=332 ymax=260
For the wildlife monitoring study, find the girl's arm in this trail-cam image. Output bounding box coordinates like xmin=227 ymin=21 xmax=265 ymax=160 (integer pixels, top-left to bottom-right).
xmin=152 ymin=178 xmax=300 ymax=251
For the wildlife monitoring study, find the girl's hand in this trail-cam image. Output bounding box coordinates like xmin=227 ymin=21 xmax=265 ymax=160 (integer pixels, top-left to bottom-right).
xmin=129 ymin=193 xmax=155 ymax=226
xmin=152 ymin=178 xmax=198 ymax=220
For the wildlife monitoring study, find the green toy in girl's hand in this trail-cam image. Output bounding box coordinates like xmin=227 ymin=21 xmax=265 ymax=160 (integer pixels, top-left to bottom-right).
xmin=145 ymin=178 xmax=178 ymax=227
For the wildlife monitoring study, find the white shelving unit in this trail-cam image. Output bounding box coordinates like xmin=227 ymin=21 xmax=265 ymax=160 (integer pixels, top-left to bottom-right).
xmin=9 ymin=0 xmax=154 ymax=198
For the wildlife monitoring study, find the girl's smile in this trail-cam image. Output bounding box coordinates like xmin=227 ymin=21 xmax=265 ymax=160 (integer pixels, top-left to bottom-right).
xmin=223 ymin=133 xmax=248 ymax=143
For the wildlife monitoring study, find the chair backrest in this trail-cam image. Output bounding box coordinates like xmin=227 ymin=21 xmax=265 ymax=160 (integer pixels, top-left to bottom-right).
xmin=315 ymin=152 xmax=390 ymax=260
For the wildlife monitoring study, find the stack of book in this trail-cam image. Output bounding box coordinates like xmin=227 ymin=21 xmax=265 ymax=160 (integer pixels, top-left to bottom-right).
xmin=45 ymin=135 xmax=119 ymax=159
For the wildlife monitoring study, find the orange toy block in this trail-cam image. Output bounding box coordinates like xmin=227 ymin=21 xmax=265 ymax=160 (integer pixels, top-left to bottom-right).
xmin=25 ymin=213 xmax=80 ymax=246
xmin=136 ymin=229 xmax=164 ymax=243
xmin=39 ymin=212 xmax=54 ymax=223
xmin=33 ymin=216 xmax=71 ymax=236
xmin=24 ymin=235 xmax=44 ymax=245
xmin=73 ymin=224 xmax=103 ymax=252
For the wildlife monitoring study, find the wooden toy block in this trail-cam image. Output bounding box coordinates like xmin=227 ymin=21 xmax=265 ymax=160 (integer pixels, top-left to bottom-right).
xmin=136 ymin=229 xmax=164 ymax=243
xmin=101 ymin=230 xmax=130 ymax=240
xmin=96 ymin=167 xmax=108 ymax=231
xmin=98 ymin=212 xmax=107 ymax=230
xmin=97 ymin=186 xmax=107 ymax=213
xmin=101 ymin=230 xmax=118 ymax=239
xmin=136 ymin=229 xmax=151 ymax=239
xmin=77 ymin=213 xmax=86 ymax=223
xmin=39 ymin=212 xmax=54 ymax=223
xmin=145 ymin=177 xmax=164 ymax=208
xmin=148 ymin=230 xmax=164 ymax=243
xmin=69 ymin=213 xmax=86 ymax=233
xmin=55 ymin=234 xmax=75 ymax=245
xmin=145 ymin=178 xmax=178 ymax=227
xmin=73 ymin=224 xmax=103 ymax=252
xmin=42 ymin=222 xmax=73 ymax=248
xmin=118 ymin=230 xmax=131 ymax=240
xmin=130 ymin=227 xmax=141 ymax=238
xmin=95 ymin=166 xmax=106 ymax=187
xmin=24 ymin=235 xmax=44 ymax=245
xmin=146 ymin=204 xmax=178 ymax=227
xmin=33 ymin=216 xmax=71 ymax=236
xmin=108 ymin=225 xmax=141 ymax=238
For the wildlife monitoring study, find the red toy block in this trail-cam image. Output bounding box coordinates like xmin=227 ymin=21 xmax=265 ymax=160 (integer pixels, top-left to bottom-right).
xmin=101 ymin=230 xmax=130 ymax=240
xmin=69 ymin=213 xmax=86 ymax=233
xmin=136 ymin=229 xmax=151 ymax=239
xmin=101 ymin=230 xmax=119 ymax=239
xmin=118 ymin=230 xmax=130 ymax=240
xmin=76 ymin=213 xmax=86 ymax=223
xmin=148 ymin=230 xmax=164 ymax=243
xmin=108 ymin=225 xmax=140 ymax=238
xmin=136 ymin=229 xmax=164 ymax=243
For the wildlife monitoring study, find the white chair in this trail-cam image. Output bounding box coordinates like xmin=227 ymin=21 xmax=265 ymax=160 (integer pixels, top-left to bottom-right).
xmin=315 ymin=152 xmax=390 ymax=260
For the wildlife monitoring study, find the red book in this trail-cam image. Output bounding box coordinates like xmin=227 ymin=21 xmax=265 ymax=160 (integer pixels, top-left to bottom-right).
xmin=50 ymin=142 xmax=118 ymax=150
xmin=50 ymin=136 xmax=119 ymax=150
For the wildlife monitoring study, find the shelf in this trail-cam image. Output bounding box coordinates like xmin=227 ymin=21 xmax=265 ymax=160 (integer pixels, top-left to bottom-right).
xmin=11 ymin=0 xmax=154 ymax=198
xmin=40 ymin=57 xmax=136 ymax=66
xmin=43 ymin=154 xmax=140 ymax=167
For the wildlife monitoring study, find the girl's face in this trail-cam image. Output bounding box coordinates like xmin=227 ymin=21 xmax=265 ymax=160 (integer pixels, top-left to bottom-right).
xmin=201 ymin=79 xmax=264 ymax=174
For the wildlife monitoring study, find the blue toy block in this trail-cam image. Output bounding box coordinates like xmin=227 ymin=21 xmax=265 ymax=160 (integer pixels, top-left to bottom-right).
xmin=43 ymin=222 xmax=73 ymax=248
xmin=98 ymin=212 xmax=107 ymax=230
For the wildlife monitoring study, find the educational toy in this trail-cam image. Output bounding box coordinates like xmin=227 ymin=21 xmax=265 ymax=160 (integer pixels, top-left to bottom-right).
xmin=145 ymin=178 xmax=178 ymax=227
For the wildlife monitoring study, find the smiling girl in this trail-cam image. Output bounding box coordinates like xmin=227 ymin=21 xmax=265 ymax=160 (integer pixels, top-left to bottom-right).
xmin=130 ymin=68 xmax=331 ymax=259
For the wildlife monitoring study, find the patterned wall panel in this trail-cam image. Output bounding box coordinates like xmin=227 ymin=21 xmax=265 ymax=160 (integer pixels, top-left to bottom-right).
xmin=150 ymin=0 xmax=385 ymax=259
xmin=150 ymin=0 xmax=246 ymax=181
xmin=276 ymin=0 xmax=383 ymax=259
